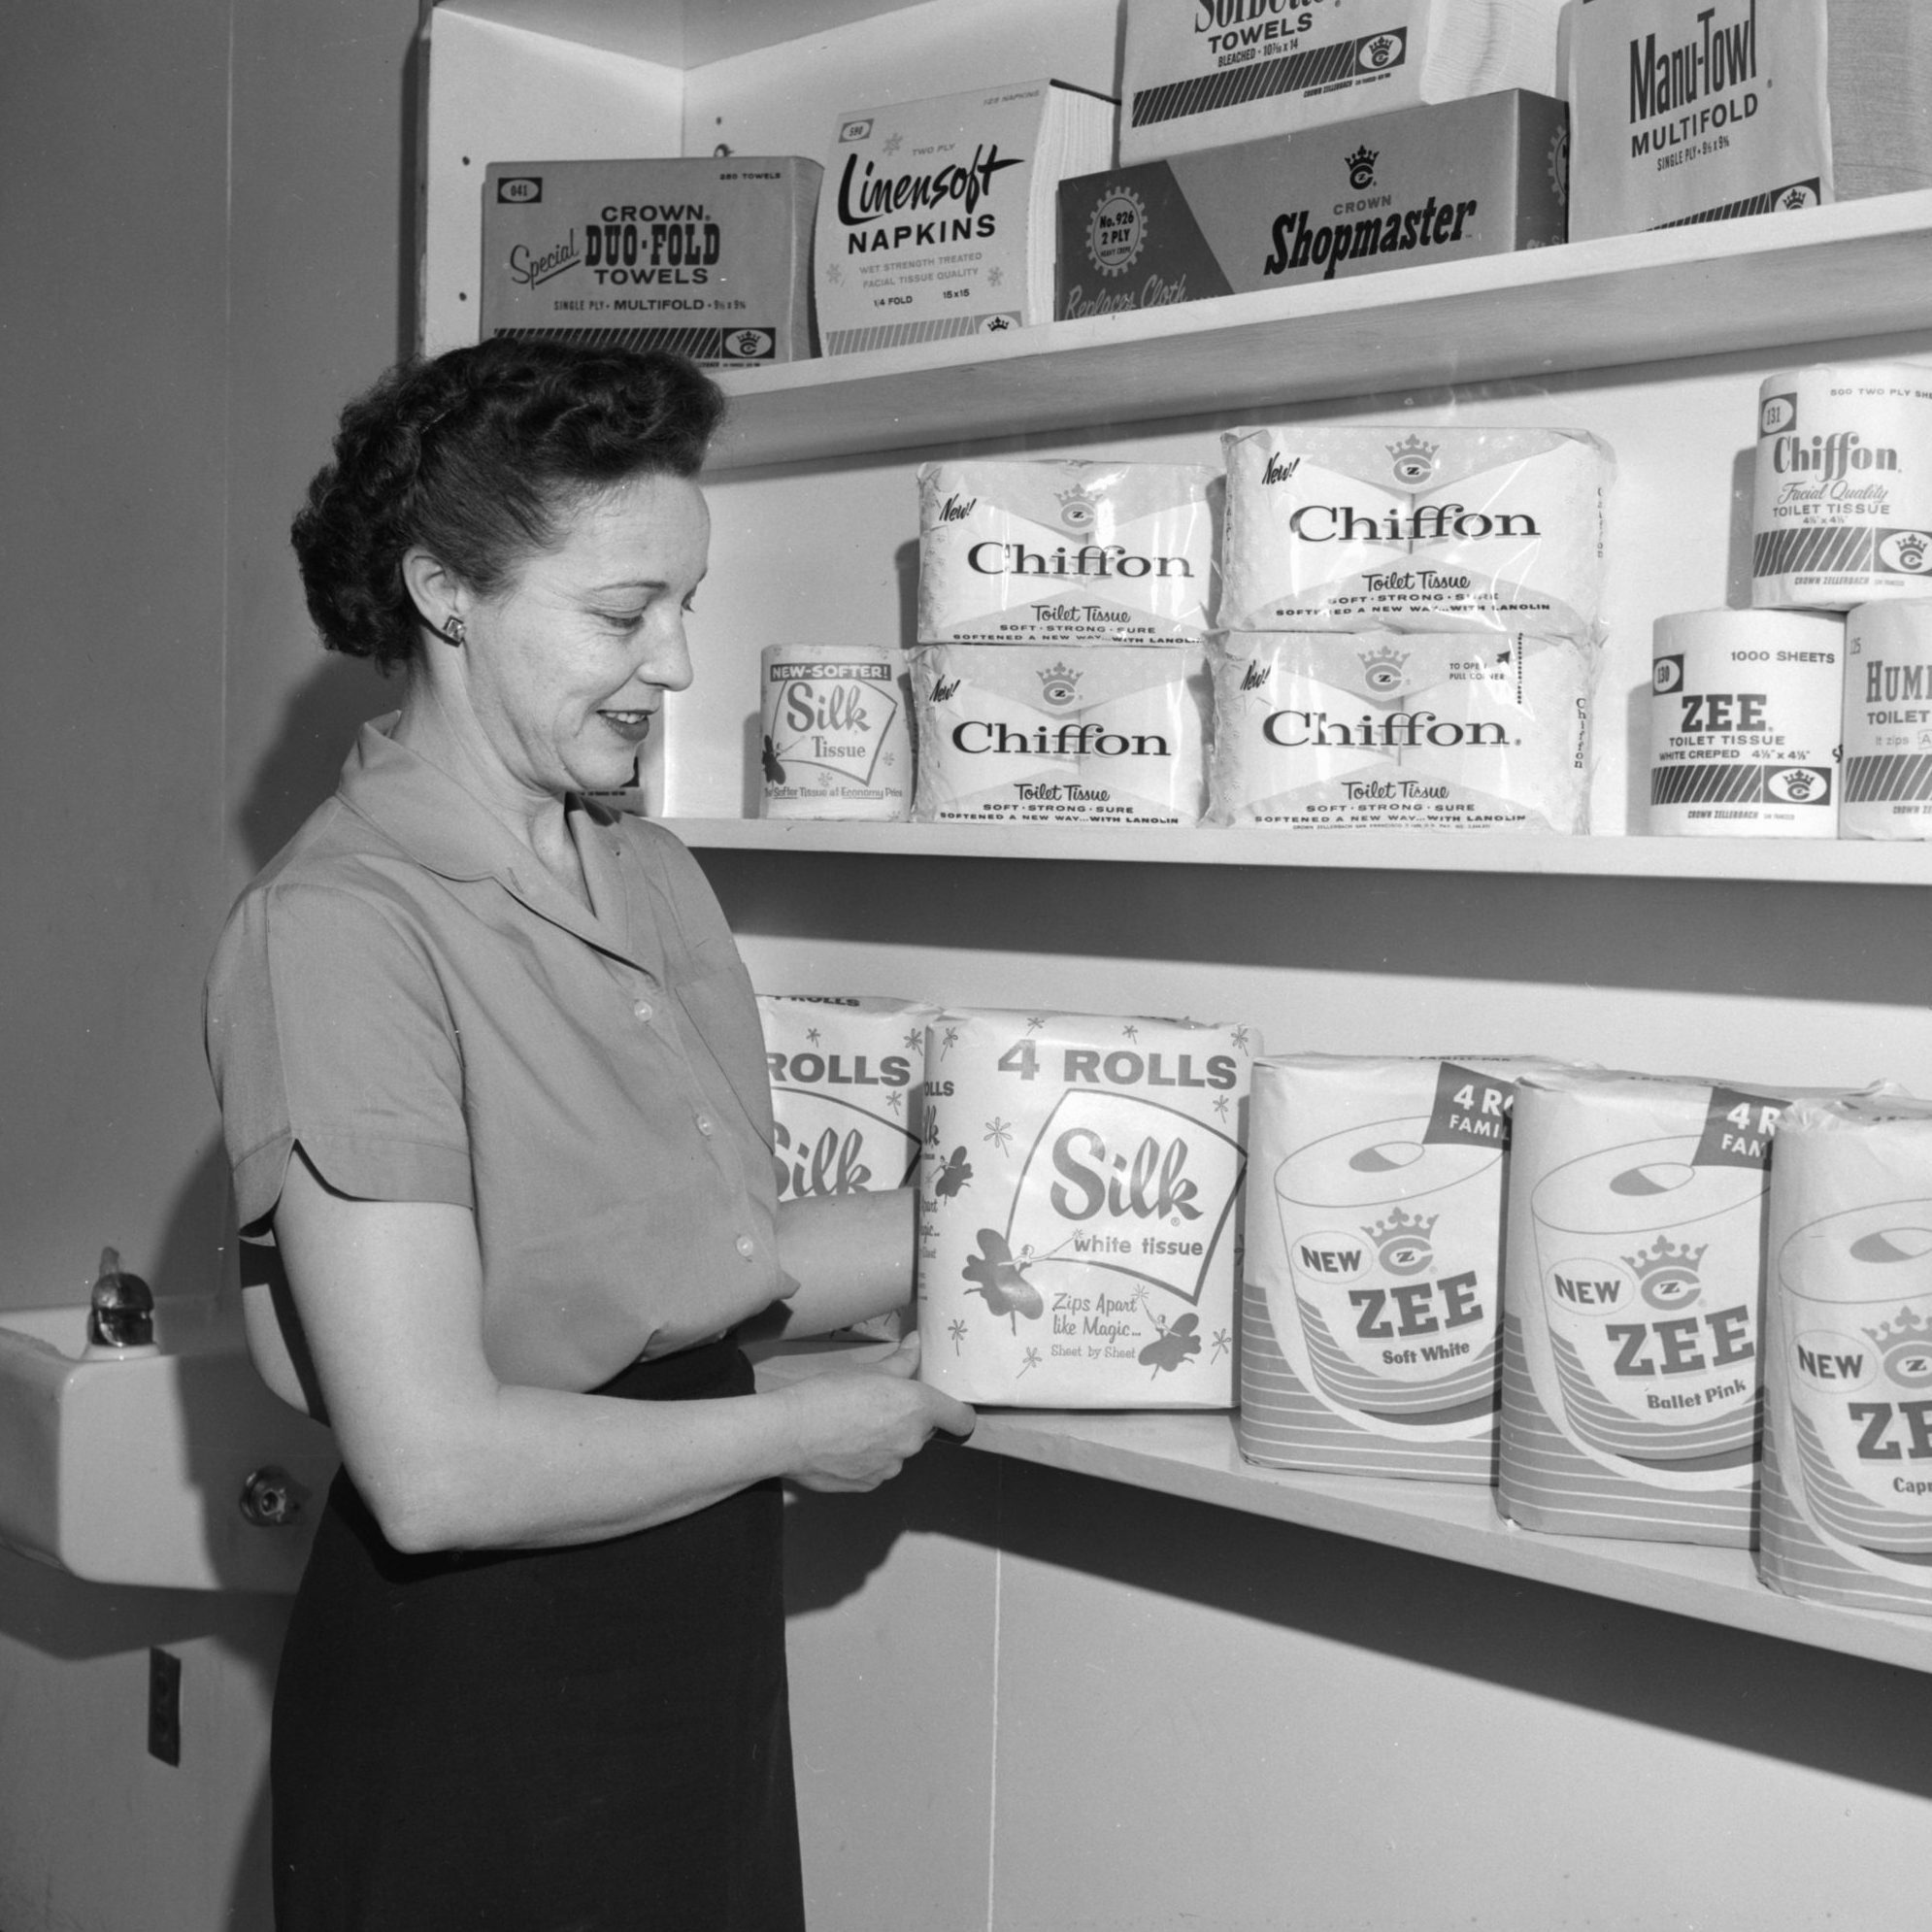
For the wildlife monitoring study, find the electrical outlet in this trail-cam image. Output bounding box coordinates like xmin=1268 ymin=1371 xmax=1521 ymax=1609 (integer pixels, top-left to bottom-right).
xmin=148 ymin=1648 xmax=182 ymax=1766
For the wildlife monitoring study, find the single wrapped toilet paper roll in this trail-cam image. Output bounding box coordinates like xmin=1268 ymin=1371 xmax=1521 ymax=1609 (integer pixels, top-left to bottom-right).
xmin=1842 ymin=599 xmax=1932 ymax=838
xmin=758 ymin=644 xmax=912 ymax=820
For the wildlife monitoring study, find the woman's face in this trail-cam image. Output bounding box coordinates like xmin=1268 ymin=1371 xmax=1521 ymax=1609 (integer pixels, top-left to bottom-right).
xmin=457 ymin=471 xmax=710 ymax=799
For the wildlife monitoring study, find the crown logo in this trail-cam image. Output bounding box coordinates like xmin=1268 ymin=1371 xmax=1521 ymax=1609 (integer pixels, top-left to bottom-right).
xmin=1865 ymin=1304 xmax=1932 ymax=1351
xmin=1895 ymin=531 xmax=1929 ymax=572
xmin=1055 ymin=482 xmax=1103 ymax=531
xmin=1363 ymin=1205 xmax=1437 ymax=1276
xmin=1387 ymin=433 xmax=1440 ymax=484
xmin=1623 ymin=1234 xmax=1707 ymax=1307
xmin=1346 ymin=145 xmax=1378 ymax=189
xmin=1037 ymin=660 xmax=1083 ymax=707
xmin=1359 ymin=643 xmax=1409 ymax=693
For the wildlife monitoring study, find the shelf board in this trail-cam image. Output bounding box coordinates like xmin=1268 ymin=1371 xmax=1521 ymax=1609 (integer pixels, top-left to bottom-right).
xmin=708 ymin=191 xmax=1932 ymax=468
xmin=751 ymin=1345 xmax=1932 ymax=1674
xmin=666 ymin=816 xmax=1932 ymax=884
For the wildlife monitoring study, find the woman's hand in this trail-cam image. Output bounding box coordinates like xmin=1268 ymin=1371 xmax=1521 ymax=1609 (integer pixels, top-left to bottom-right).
xmin=775 ymin=1333 xmax=976 ymax=1493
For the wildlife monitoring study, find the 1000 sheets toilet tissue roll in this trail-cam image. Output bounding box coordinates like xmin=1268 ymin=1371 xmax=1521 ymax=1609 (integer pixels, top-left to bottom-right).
xmin=1218 ymin=423 xmax=1612 ymax=639
xmin=917 ymin=461 xmax=1218 ymax=645
xmin=917 ymin=1008 xmax=1254 ymax=1409
xmin=1211 ymin=630 xmax=1593 ymax=831
xmin=1648 ymin=609 xmax=1845 ymax=837
xmin=1843 ymin=600 xmax=1932 ymax=838
xmin=1240 ymin=1053 xmax=1563 ymax=1482
xmin=1761 ymin=1095 xmax=1932 ymax=1614
xmin=1752 ymin=361 xmax=1932 ymax=611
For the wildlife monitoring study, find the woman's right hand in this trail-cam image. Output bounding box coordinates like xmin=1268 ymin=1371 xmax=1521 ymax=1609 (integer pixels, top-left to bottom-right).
xmin=776 ymin=1333 xmax=976 ymax=1493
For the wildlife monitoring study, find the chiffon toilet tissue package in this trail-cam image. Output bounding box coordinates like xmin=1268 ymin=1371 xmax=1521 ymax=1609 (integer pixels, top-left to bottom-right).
xmin=1240 ymin=1053 xmax=1564 ymax=1482
xmin=916 ymin=1008 xmax=1255 ymax=1407
xmin=1218 ymin=424 xmax=1613 ymax=640
xmin=1500 ymin=1067 xmax=1881 ymax=1547
xmin=916 ymin=461 xmax=1219 ymax=646
xmin=1759 ymin=1094 xmax=1932 ymax=1615
xmin=912 ymin=643 xmax=1212 ymax=824
xmin=1210 ymin=630 xmax=1594 ymax=831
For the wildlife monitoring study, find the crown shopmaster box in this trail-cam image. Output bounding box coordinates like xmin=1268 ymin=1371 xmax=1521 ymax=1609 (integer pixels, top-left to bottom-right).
xmin=1055 ymin=89 xmax=1567 ymax=319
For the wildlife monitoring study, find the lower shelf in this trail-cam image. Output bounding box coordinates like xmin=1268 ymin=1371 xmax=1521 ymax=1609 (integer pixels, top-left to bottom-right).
xmin=752 ymin=1343 xmax=1932 ymax=1675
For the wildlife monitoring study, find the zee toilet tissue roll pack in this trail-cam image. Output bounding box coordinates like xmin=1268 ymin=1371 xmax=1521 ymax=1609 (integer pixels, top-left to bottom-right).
xmin=1501 ymin=1069 xmax=1841 ymax=1547
xmin=1211 ymin=630 xmax=1593 ymax=832
xmin=1760 ymin=1095 xmax=1932 ymax=1615
xmin=917 ymin=461 xmax=1219 ymax=645
xmin=1241 ymin=1054 xmax=1564 ymax=1482
xmin=1218 ymin=423 xmax=1613 ymax=639
xmin=917 ymin=1009 xmax=1254 ymax=1408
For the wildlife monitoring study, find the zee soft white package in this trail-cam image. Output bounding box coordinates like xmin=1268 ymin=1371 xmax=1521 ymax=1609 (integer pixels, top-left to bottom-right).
xmin=916 ymin=461 xmax=1218 ymax=645
xmin=912 ymin=644 xmax=1211 ymax=824
xmin=1241 ymin=1054 xmax=1562 ymax=1482
xmin=1760 ymin=1094 xmax=1932 ymax=1614
xmin=758 ymin=644 xmax=912 ymax=821
xmin=1211 ymin=630 xmax=1593 ymax=831
xmin=1219 ymin=424 xmax=1613 ymax=639
xmin=917 ymin=1008 xmax=1254 ymax=1408
xmin=1501 ymin=1068 xmax=1872 ymax=1547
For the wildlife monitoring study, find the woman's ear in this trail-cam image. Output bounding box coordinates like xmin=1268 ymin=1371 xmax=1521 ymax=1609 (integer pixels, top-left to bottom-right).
xmin=401 ymin=548 xmax=468 ymax=639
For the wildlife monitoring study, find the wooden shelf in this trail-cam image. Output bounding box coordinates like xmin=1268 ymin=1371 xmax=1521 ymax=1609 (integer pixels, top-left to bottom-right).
xmin=667 ymin=817 xmax=1932 ymax=884
xmin=708 ymin=191 xmax=1932 ymax=469
xmin=751 ymin=1345 xmax=1932 ymax=1674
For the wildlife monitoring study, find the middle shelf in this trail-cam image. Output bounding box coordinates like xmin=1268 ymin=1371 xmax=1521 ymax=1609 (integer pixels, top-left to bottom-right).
xmin=668 ymin=817 xmax=1932 ymax=885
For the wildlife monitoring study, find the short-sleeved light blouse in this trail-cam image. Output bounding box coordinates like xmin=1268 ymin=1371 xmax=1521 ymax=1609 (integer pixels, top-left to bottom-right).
xmin=204 ymin=716 xmax=783 ymax=1391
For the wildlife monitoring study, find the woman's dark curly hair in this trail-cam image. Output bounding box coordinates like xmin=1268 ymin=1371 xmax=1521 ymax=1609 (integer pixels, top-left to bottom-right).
xmin=290 ymin=337 xmax=726 ymax=671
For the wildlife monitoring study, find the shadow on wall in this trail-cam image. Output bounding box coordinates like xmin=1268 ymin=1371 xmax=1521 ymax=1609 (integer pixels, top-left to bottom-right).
xmin=801 ymin=1444 xmax=1932 ymax=1806
xmin=237 ymin=654 xmax=398 ymax=874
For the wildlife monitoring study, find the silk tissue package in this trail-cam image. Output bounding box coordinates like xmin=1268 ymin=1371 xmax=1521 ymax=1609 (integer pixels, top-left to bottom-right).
xmin=1210 ymin=630 xmax=1593 ymax=831
xmin=1751 ymin=362 xmax=1932 ymax=611
xmin=912 ymin=644 xmax=1212 ymax=825
xmin=758 ymin=644 xmax=913 ymax=820
xmin=1241 ymin=1053 xmax=1563 ymax=1482
xmin=1500 ymin=1068 xmax=1877 ymax=1547
xmin=1118 ymin=0 xmax=1564 ymax=164
xmin=1567 ymin=0 xmax=1932 ymax=242
xmin=1057 ymin=90 xmax=1568 ymax=319
xmin=1218 ymin=423 xmax=1613 ymax=639
xmin=1759 ymin=1095 xmax=1932 ymax=1615
xmin=916 ymin=460 xmax=1219 ymax=645
xmin=916 ymin=1008 xmax=1254 ymax=1408
xmin=480 ymin=158 xmax=819 ymax=368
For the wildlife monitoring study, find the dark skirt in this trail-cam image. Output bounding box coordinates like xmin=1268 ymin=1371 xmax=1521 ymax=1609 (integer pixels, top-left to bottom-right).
xmin=271 ymin=1338 xmax=803 ymax=1932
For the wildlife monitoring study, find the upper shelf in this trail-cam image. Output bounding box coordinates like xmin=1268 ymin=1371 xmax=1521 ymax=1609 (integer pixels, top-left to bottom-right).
xmin=667 ymin=818 xmax=1932 ymax=885
xmin=708 ymin=191 xmax=1932 ymax=469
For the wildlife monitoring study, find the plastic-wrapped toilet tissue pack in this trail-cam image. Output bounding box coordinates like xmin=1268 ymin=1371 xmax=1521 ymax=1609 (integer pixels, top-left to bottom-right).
xmin=1501 ymin=1068 xmax=1876 ymax=1546
xmin=758 ymin=996 xmax=937 ymax=1204
xmin=912 ymin=644 xmax=1212 ymax=824
xmin=917 ymin=461 xmax=1218 ymax=645
xmin=1210 ymin=630 xmax=1594 ymax=831
xmin=1219 ymin=424 xmax=1613 ymax=639
xmin=917 ymin=1008 xmax=1254 ymax=1408
xmin=1760 ymin=1095 xmax=1932 ymax=1614
xmin=1241 ymin=1053 xmax=1563 ymax=1482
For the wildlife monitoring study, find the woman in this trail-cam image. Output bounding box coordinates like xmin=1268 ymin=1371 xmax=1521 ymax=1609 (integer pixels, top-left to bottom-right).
xmin=205 ymin=336 xmax=973 ymax=1931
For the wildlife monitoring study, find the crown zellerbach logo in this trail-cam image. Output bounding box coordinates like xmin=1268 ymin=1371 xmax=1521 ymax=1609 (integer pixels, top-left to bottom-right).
xmin=1037 ymin=661 xmax=1083 ymax=708
xmin=1085 ymin=185 xmax=1147 ymax=277
xmin=1359 ymin=643 xmax=1409 ymax=694
xmin=1387 ymin=433 xmax=1439 ymax=485
xmin=1868 ymin=1304 xmax=1932 ymax=1386
xmin=1625 ymin=1233 xmax=1707 ymax=1312
xmin=1346 ymin=146 xmax=1378 ymax=191
xmin=1055 ymin=482 xmax=1102 ymax=531
xmin=1365 ymin=1206 xmax=1435 ymax=1277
